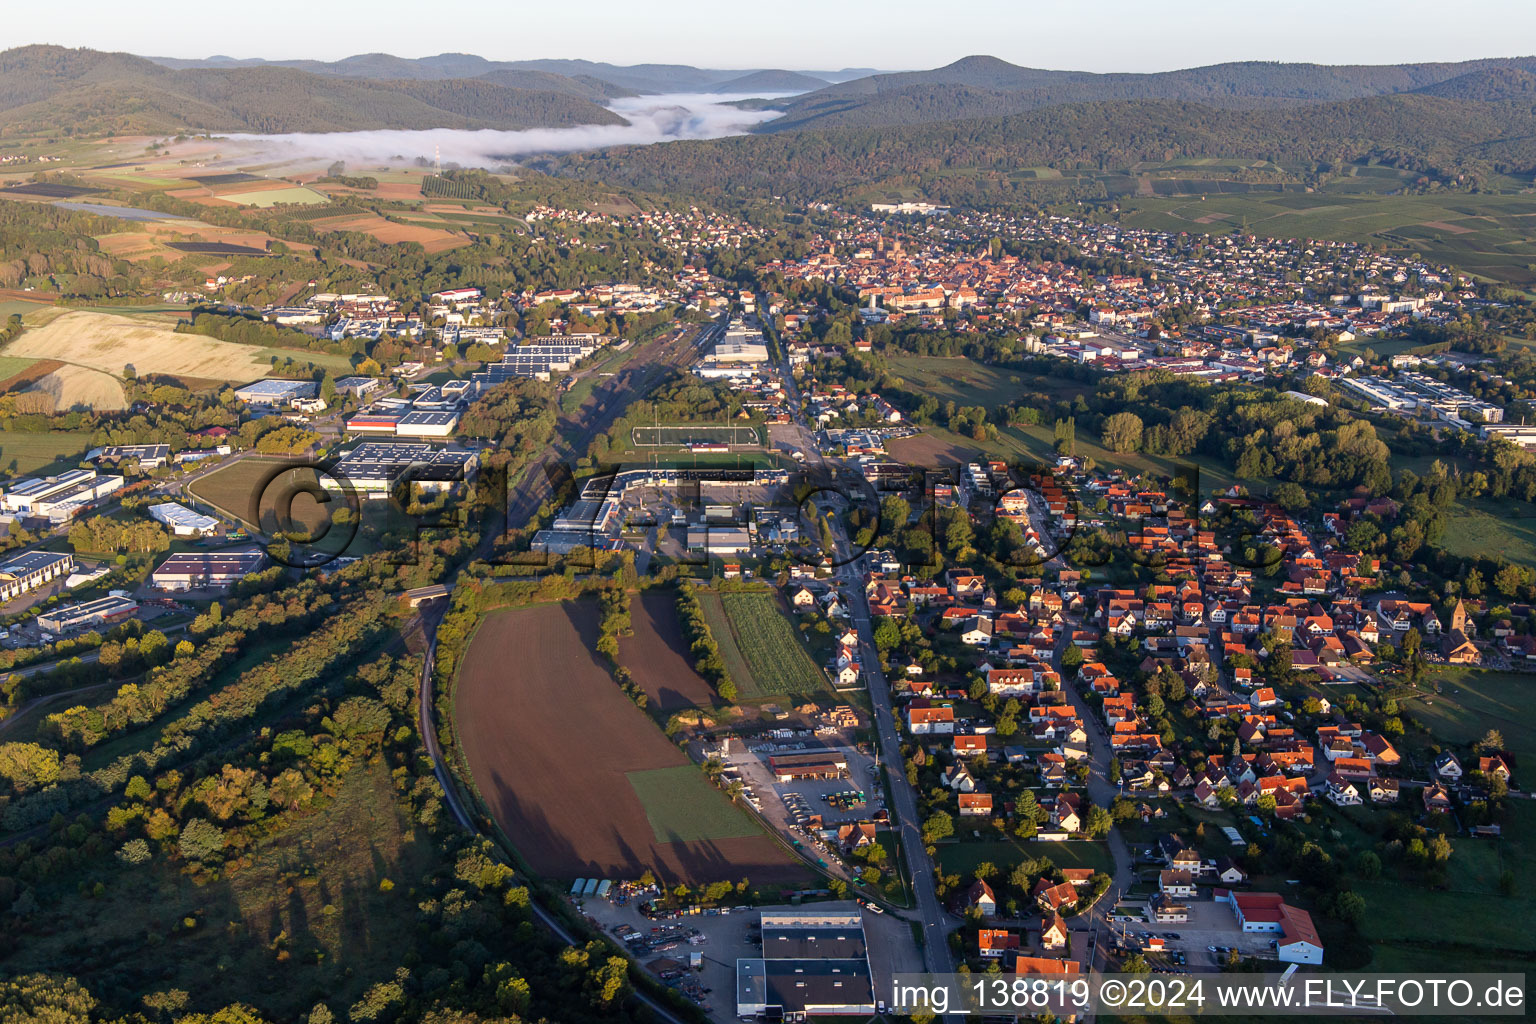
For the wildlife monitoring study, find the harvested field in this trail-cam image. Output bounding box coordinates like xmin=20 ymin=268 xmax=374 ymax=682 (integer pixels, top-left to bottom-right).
xmin=316 ymin=213 xmax=467 ymax=252
xmin=4 ymin=310 xmax=338 ymax=381
xmin=25 ymin=364 xmax=126 ymax=410
xmin=371 ymin=182 xmax=425 ymax=200
xmin=455 ymin=601 xmax=808 ymax=884
xmin=621 ymin=590 xmax=719 ymax=710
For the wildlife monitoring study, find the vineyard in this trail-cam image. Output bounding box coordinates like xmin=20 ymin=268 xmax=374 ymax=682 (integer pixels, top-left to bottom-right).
xmin=270 ymin=203 xmax=365 ymax=222
xmin=717 ymin=590 xmax=829 ymax=698
xmin=422 ymin=175 xmax=480 ymax=200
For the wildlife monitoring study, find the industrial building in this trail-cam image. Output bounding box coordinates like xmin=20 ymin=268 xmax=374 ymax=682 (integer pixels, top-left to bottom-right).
xmin=686 ymin=524 xmax=752 ymax=555
xmin=344 ymin=410 xmax=461 ymax=438
xmin=736 ymin=911 xmax=874 ymax=1018
xmin=1216 ymin=890 xmax=1324 ymax=965
xmin=768 ymin=751 xmax=849 ymax=782
xmin=471 ymin=341 xmax=598 ymax=384
xmin=1 ymin=470 xmax=124 ymax=523
xmin=149 ymin=502 xmax=222 ymax=537
xmin=150 ymin=549 xmax=269 ymax=591
xmin=396 ymin=410 xmax=460 ymax=438
xmin=37 ymin=594 xmax=139 ymax=634
xmin=331 ymin=442 xmax=478 ymax=496
xmin=0 ymin=550 xmax=74 ymax=601
xmin=233 ymin=379 xmax=320 ymax=406
xmin=89 ymin=444 xmax=171 ymax=470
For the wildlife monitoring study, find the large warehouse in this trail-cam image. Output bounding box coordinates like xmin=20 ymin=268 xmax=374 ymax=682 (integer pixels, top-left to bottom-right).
xmin=736 ymin=910 xmax=874 ymax=1018
xmin=150 ymin=549 xmax=269 ymax=592
xmin=37 ymin=594 xmax=139 ymax=634
xmin=331 ymin=442 xmax=478 ymax=496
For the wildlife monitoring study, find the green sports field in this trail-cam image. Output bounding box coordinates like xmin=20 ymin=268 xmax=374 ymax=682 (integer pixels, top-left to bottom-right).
xmin=625 ymin=765 xmax=762 ymax=843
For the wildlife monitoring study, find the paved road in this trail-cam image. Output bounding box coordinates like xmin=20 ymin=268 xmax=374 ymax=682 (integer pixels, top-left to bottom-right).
xmin=760 ymin=301 xmax=957 ymax=976
xmin=1022 ymin=490 xmax=1134 ymax=971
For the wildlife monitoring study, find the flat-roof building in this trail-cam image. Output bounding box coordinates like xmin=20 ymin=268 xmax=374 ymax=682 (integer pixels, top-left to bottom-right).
xmin=396 ymin=410 xmax=460 ymax=438
xmin=331 ymin=442 xmax=478 ymax=495
xmin=0 ymin=550 xmax=74 ymax=601
xmin=150 ymin=549 xmax=268 ymax=591
xmin=37 ymin=594 xmax=138 ymax=634
xmin=89 ymin=444 xmax=170 ymax=470
xmin=736 ymin=910 xmax=874 ymax=1018
xmin=234 ymin=379 xmax=319 ymax=405
xmin=2 ymin=470 xmax=123 ymax=523
xmin=149 ymin=502 xmax=221 ymax=537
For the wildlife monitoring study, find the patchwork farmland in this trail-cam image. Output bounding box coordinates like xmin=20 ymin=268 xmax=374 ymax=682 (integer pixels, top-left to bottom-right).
xmin=453 ymin=600 xmax=807 ymax=884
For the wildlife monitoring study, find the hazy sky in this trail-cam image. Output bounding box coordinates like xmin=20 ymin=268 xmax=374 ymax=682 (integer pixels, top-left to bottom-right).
xmin=12 ymin=0 xmax=1536 ymax=72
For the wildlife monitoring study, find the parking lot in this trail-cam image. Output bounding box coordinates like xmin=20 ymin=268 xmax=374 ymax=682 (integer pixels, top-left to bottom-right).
xmin=722 ymin=740 xmax=885 ymax=878
xmin=1110 ymin=897 xmax=1281 ymax=969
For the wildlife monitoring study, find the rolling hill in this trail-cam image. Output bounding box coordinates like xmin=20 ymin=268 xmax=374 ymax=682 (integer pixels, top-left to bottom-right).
xmin=758 ymin=53 xmax=1536 ymax=130
xmin=0 ymin=45 xmax=628 ymax=134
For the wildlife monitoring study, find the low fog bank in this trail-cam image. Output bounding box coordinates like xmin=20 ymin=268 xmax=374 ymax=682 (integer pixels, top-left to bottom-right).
xmin=221 ymin=92 xmax=789 ymax=169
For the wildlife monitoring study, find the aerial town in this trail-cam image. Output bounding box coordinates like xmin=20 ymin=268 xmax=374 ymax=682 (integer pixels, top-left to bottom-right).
xmin=0 ymin=16 xmax=1531 ymax=1024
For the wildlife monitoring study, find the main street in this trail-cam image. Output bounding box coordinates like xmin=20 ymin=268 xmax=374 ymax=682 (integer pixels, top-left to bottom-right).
xmin=760 ymin=301 xmax=957 ymax=977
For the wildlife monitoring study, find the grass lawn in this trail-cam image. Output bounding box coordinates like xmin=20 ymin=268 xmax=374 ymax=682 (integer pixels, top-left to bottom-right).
xmin=625 ymin=765 xmax=763 ymax=843
xmin=718 ymin=590 xmax=830 ymax=698
xmin=1407 ymin=668 xmax=1536 ymax=766
xmin=1442 ymin=499 xmax=1536 ymax=570
xmin=0 ymin=429 xmax=94 ymax=476
xmin=882 ymin=355 xmax=1088 ymax=408
xmin=935 ymin=837 xmax=1114 ymax=877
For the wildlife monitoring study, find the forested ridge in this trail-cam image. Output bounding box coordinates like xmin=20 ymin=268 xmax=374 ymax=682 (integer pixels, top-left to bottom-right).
xmin=555 ymin=93 xmax=1536 ymax=202
xmin=763 ymin=52 xmax=1536 ymax=130
xmin=0 ymin=45 xmax=627 ymax=135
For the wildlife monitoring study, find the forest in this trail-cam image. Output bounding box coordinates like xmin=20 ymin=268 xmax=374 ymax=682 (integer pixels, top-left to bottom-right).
xmin=554 ymin=92 xmax=1536 ymax=205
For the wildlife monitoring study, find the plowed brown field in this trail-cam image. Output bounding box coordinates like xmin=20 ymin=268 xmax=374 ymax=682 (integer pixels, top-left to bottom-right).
xmin=454 ymin=601 xmax=805 ymax=884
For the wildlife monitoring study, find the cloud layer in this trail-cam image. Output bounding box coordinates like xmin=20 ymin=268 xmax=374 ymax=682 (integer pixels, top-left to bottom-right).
xmin=223 ymin=93 xmax=787 ymax=168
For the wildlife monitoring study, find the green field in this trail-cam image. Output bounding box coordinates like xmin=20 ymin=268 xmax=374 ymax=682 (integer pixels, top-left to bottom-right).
xmin=0 ymin=300 xmax=47 ymax=320
xmin=1117 ymin=190 xmax=1536 ymax=287
xmin=219 ymin=186 xmax=330 ymax=208
xmin=0 ymin=355 xmax=37 ymax=383
xmin=0 ymin=429 xmax=93 ymax=476
xmin=1410 ymin=668 xmax=1536 ymax=767
xmin=717 ymin=590 xmax=830 ymax=697
xmin=625 ymin=765 xmax=763 ymax=843
xmin=935 ymin=838 xmax=1114 ymax=878
xmin=883 ymin=355 xmax=1091 ymax=407
xmin=1441 ymin=501 xmax=1536 ymax=570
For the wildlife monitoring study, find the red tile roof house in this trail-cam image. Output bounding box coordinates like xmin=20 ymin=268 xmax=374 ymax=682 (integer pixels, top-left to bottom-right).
xmin=1033 ymin=878 xmax=1078 ymax=913
xmin=958 ymin=792 xmax=994 ymax=817
xmin=978 ymin=928 xmax=1020 ymax=958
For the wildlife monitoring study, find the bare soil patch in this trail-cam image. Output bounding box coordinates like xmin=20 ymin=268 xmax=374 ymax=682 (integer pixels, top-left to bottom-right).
xmin=622 ymin=590 xmax=719 ymax=711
